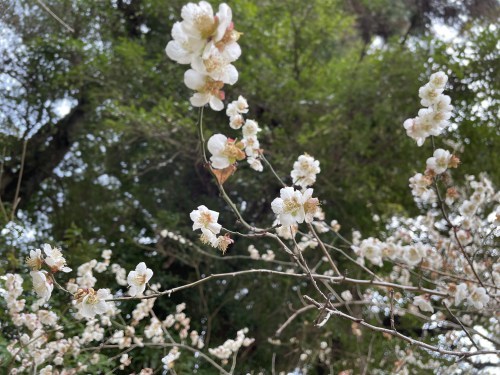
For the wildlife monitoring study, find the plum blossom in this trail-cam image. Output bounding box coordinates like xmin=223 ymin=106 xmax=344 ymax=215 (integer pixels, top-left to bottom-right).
xmin=43 ymin=244 xmax=72 ymax=273
xmin=242 ymin=119 xmax=261 ymax=138
xmin=426 ymin=149 xmax=453 ymax=175
xmin=413 ymin=295 xmax=434 ymax=313
xmin=403 ymin=72 xmax=453 ymax=146
xmin=162 ymin=347 xmax=181 ymax=370
xmin=467 ymin=286 xmax=489 ymax=309
xmin=454 ymin=283 xmax=468 ymax=306
xmin=302 ymin=188 xmax=320 ymax=223
xmin=25 ymin=249 xmax=43 ymax=271
xmin=226 ymin=95 xmax=248 ymax=116
xmin=207 ymin=133 xmax=245 ymax=169
xmin=74 ymin=288 xmax=113 ymax=319
xmin=127 ymin=263 xmax=154 ymax=297
xmin=271 ymin=187 xmax=306 ymax=226
xmin=402 ymin=244 xmax=426 ymax=267
xmin=184 ymin=69 xmax=226 ymax=110
xmin=409 ymin=173 xmax=435 ymax=203
xmin=166 ymin=2 xmax=242 ymax=110
xmin=190 ymin=205 xmax=222 ymax=235
xmin=353 ymin=237 xmax=383 ymax=267
xmin=247 ymin=156 xmax=263 ymax=171
xmin=30 ymin=271 xmax=53 ymax=302
xmin=291 ymin=154 xmax=321 ymax=188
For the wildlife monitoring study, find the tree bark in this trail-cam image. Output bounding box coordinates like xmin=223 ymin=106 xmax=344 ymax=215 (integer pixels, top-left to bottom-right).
xmin=1 ymin=102 xmax=86 ymax=207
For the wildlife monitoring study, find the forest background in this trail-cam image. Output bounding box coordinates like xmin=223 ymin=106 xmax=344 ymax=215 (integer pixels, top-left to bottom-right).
xmin=0 ymin=0 xmax=498 ymax=373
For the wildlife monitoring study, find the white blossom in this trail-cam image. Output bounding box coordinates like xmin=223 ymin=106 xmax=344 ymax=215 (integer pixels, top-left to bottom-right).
xmin=271 ymin=187 xmax=305 ymax=226
xmin=413 ymin=295 xmax=434 ymax=313
xmin=190 ymin=205 xmax=222 ymax=235
xmin=75 ymin=288 xmax=113 ymax=319
xmin=43 ymin=244 xmax=72 ymax=273
xmin=127 ymin=262 xmax=154 ymax=297
xmin=291 ymin=154 xmax=320 ymax=188
xmin=467 ymin=286 xmax=489 ymax=309
xmin=454 ymin=283 xmax=468 ymax=306
xmin=207 ymin=133 xmax=245 ymax=169
xmin=30 ymin=271 xmax=53 ymax=302
xmin=426 ymin=149 xmax=452 ymax=174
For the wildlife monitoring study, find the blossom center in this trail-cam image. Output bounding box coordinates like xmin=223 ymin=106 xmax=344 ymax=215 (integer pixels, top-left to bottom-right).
xmin=203 ymin=78 xmax=224 ymax=97
xmin=199 ymin=212 xmax=213 ymax=227
xmin=195 ymin=15 xmax=218 ymax=39
xmin=283 ymin=197 xmax=301 ymax=215
xmin=134 ymin=274 xmax=147 ymax=285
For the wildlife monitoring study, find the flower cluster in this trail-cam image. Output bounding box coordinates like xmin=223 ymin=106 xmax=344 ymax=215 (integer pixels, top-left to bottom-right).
xmin=403 ymin=72 xmax=453 ymax=146
xmin=162 ymin=347 xmax=181 ymax=371
xmin=25 ymin=244 xmax=72 ymax=302
xmin=226 ymin=96 xmax=264 ymax=171
xmin=166 ymin=1 xmax=242 ymax=110
xmin=208 ymin=328 xmax=254 ymax=362
xmin=190 ymin=205 xmax=233 ymax=253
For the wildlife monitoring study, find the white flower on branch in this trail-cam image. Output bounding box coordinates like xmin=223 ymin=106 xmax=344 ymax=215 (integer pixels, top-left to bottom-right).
xmin=127 ymin=262 xmax=153 ymax=297
xmin=454 ymin=283 xmax=468 ymax=306
xmin=426 ymin=149 xmax=453 ymax=175
xmin=30 ymin=271 xmax=53 ymax=302
xmin=184 ymin=69 xmax=226 ymax=111
xmin=467 ymin=286 xmax=489 ymax=309
xmin=43 ymin=244 xmax=72 ymax=273
xmin=413 ymin=295 xmax=434 ymax=313
xmin=190 ymin=205 xmax=222 ymax=235
xmin=162 ymin=347 xmax=181 ymax=370
xmin=403 ymin=72 xmax=453 ymax=146
xmin=25 ymin=249 xmax=43 ymax=273
xmin=207 ymin=133 xmax=245 ymax=169
xmin=272 ymin=187 xmax=320 ymax=227
xmin=272 ymin=187 xmax=305 ymax=226
xmin=74 ymin=288 xmax=112 ymax=319
xmin=166 ymin=2 xmax=242 ymax=111
xmin=291 ymin=153 xmax=321 ymax=188
xmin=226 ymin=95 xmax=248 ymax=117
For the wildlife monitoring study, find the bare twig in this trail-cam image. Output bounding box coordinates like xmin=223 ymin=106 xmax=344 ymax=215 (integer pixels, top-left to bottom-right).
xmin=36 ymin=0 xmax=74 ymax=33
xmin=304 ymin=295 xmax=499 ymax=358
xmin=442 ymin=301 xmax=480 ymax=351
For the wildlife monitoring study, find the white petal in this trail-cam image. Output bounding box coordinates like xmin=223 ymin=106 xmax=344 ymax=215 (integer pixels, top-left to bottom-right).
xmin=128 ymin=271 xmax=138 ymax=284
xmin=209 ymin=96 xmax=224 ymax=111
xmin=207 ymin=134 xmax=227 ymax=154
xmin=210 ymin=155 xmax=230 ymax=169
xmin=136 ymin=262 xmax=147 ymax=273
xmin=271 ymin=198 xmax=284 ymax=215
xmin=166 ymin=41 xmax=191 ymax=64
xmin=221 ymin=64 xmax=238 ymax=85
xmin=190 ymin=93 xmax=210 ymax=107
xmin=222 ymin=42 xmax=241 ymax=62
xmin=184 ymin=69 xmax=205 ymax=90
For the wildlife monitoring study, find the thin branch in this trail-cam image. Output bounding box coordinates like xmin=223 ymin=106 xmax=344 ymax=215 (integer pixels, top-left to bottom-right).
xmin=11 ymin=140 xmax=27 ymax=219
xmin=442 ymin=301 xmax=480 ymax=351
xmin=304 ymin=295 xmax=499 ymax=358
xmin=307 ymin=223 xmax=340 ymax=276
xmin=275 ymin=305 xmax=315 ymax=337
xmin=36 ymin=0 xmax=74 ymax=33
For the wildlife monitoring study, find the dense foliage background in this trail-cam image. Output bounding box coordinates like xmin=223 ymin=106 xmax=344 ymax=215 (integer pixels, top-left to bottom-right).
xmin=1 ymin=0 xmax=498 ymax=373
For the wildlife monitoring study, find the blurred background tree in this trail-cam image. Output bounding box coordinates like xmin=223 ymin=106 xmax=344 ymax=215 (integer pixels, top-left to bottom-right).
xmin=0 ymin=0 xmax=498 ymax=372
